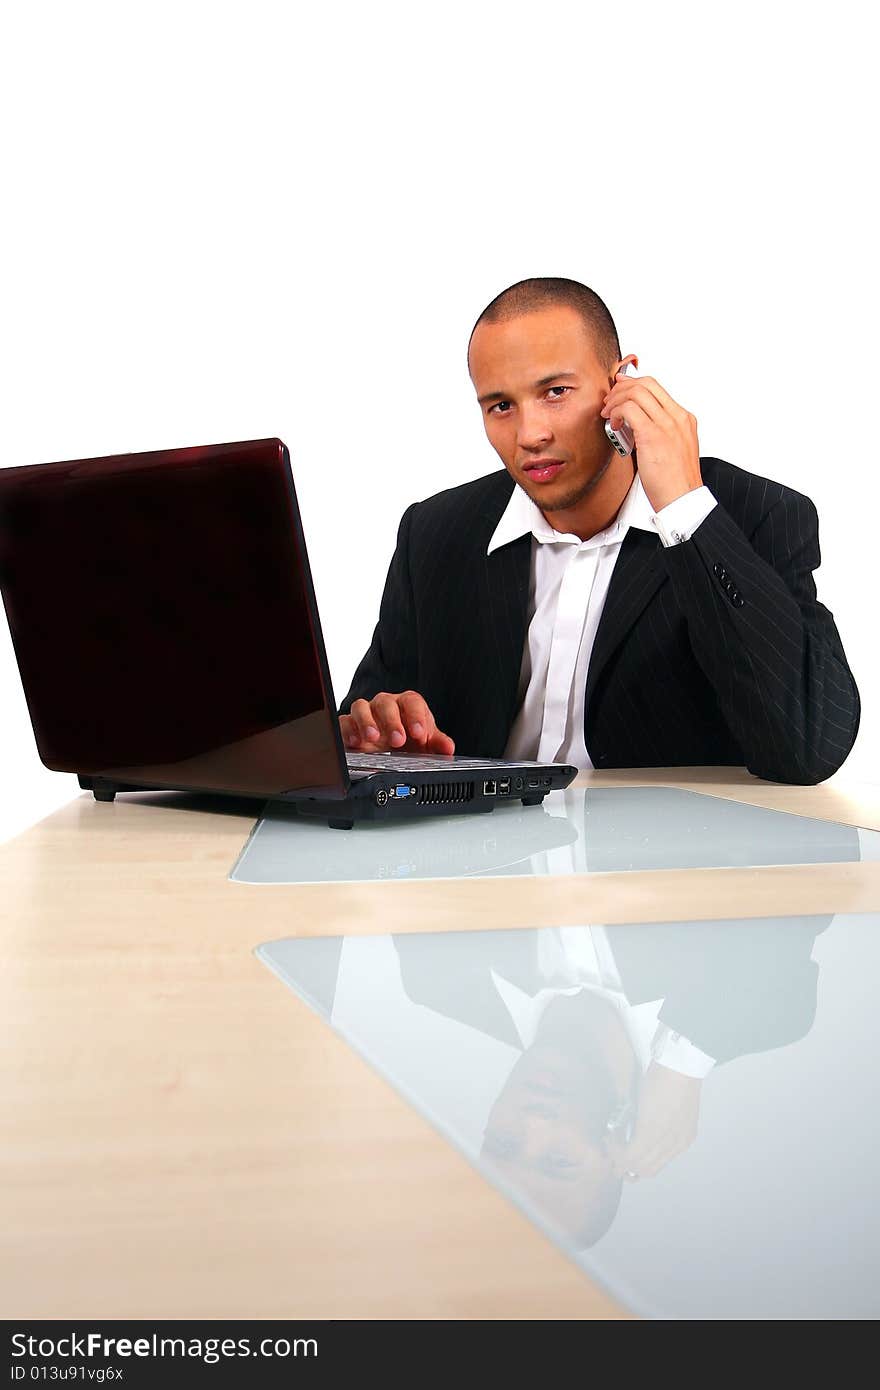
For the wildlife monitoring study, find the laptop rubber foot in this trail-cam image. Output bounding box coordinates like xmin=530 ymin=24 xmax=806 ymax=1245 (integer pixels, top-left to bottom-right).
xmin=93 ymin=787 xmax=117 ymax=802
xmin=520 ymin=794 xmax=545 ymax=806
xmin=328 ymin=818 xmax=355 ymax=830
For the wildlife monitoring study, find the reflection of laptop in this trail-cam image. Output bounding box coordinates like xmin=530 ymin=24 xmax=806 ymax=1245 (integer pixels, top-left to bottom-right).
xmin=0 ymin=438 xmax=577 ymax=828
xmin=231 ymin=798 xmax=579 ymax=883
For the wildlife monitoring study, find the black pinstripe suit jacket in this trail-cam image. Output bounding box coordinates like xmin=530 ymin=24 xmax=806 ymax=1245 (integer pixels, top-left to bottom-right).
xmin=391 ymin=912 xmax=835 ymax=1063
xmin=340 ymin=457 xmax=860 ymax=784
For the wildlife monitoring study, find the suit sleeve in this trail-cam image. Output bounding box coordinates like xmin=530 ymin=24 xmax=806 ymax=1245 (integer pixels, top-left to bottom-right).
xmin=661 ymin=491 xmax=860 ymax=783
xmin=337 ymin=503 xmax=420 ymax=715
xmin=610 ymin=912 xmax=836 ymax=1064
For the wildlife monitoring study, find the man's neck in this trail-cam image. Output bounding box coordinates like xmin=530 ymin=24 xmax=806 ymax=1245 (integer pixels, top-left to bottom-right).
xmin=541 ymin=454 xmax=637 ymax=542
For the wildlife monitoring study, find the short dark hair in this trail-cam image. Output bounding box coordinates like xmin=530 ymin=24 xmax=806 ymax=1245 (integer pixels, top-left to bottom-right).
xmin=467 ymin=276 xmax=621 ymax=371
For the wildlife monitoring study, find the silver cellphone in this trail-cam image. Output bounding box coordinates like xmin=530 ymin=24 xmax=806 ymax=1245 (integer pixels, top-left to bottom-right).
xmin=604 ymin=361 xmax=635 ymax=457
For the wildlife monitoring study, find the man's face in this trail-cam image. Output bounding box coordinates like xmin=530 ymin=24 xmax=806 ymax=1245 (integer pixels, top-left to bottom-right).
xmin=479 ymin=1030 xmax=618 ymax=1244
xmin=468 ymin=304 xmax=621 ymax=517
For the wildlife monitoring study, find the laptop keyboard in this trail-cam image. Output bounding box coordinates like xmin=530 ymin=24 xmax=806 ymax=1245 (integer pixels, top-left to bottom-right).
xmin=345 ymin=750 xmax=545 ymax=774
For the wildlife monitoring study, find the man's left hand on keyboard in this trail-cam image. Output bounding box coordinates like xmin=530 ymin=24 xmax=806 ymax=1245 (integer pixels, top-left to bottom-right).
xmin=340 ymin=689 xmax=456 ymax=755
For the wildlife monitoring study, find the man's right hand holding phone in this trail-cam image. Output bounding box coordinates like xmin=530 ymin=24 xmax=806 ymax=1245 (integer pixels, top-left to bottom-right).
xmin=340 ymin=691 xmax=456 ymax=755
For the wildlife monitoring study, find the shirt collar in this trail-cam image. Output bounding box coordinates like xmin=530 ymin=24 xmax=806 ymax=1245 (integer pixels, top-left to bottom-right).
xmin=487 ymin=471 xmax=658 ymax=555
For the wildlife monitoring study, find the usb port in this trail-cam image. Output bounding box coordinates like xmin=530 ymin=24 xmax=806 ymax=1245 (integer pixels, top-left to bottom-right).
xmin=527 ymin=777 xmax=541 ymax=788
xmin=394 ymin=785 xmax=412 ymax=798
xmin=483 ymin=780 xmax=497 ymax=795
xmin=498 ymin=779 xmax=511 ymax=796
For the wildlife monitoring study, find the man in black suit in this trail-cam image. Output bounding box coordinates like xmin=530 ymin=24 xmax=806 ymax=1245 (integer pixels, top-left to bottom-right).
xmin=340 ymin=277 xmax=859 ymax=783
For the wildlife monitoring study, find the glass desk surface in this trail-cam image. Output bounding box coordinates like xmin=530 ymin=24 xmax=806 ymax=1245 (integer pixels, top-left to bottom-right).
xmin=232 ymin=785 xmax=879 ymax=884
xmin=257 ymin=911 xmax=880 ymax=1320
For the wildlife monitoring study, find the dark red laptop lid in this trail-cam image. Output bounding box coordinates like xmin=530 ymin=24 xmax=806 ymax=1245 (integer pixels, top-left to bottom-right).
xmin=0 ymin=438 xmax=348 ymax=800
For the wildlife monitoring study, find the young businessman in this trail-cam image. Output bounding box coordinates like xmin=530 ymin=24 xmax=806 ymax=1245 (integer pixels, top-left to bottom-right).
xmin=339 ymin=277 xmax=859 ymax=784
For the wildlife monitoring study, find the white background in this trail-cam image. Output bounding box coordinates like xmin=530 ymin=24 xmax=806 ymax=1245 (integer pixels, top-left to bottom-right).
xmin=0 ymin=0 xmax=876 ymax=843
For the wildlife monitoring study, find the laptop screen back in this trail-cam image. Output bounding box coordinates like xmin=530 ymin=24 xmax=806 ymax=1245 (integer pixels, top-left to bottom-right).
xmin=0 ymin=438 xmax=348 ymax=799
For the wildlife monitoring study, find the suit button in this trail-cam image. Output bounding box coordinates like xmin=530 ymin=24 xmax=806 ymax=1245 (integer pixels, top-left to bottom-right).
xmin=733 ymin=592 xmax=744 ymax=607
xmin=713 ymin=562 xmax=723 ymax=577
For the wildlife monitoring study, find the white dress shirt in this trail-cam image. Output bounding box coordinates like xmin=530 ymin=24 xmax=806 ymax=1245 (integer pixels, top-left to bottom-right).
xmin=490 ymin=924 xmax=715 ymax=1078
xmin=487 ymin=477 xmax=717 ymax=768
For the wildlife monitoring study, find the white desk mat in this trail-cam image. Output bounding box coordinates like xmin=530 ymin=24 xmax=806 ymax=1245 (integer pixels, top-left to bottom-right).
xmin=257 ymin=911 xmax=880 ymax=1320
xmin=231 ymin=785 xmax=879 ymax=885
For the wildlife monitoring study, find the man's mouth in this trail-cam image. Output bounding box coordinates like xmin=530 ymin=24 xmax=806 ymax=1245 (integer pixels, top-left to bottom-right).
xmin=523 ymin=459 xmax=565 ymax=483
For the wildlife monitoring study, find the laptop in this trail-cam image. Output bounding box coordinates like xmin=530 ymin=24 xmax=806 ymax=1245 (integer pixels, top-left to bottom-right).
xmin=0 ymin=438 xmax=577 ymax=828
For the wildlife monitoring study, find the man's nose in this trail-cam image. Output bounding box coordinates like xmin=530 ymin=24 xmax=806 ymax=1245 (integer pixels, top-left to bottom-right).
xmin=520 ymin=1116 xmax=557 ymax=1162
xmin=517 ymin=406 xmax=552 ymax=451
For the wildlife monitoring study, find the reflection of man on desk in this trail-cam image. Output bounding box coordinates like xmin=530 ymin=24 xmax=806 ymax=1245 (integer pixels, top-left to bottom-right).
xmin=480 ymin=952 xmax=707 ymax=1247
xmin=340 ymin=276 xmax=859 ymax=784
xmin=394 ymin=914 xmax=832 ymax=1248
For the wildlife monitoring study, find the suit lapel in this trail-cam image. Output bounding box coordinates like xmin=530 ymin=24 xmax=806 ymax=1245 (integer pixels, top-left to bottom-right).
xmin=585 ymin=528 xmax=667 ymax=712
xmin=393 ymin=928 xmax=541 ymax=1049
xmin=483 ymin=533 xmax=531 ymax=741
xmin=474 ymin=476 xmax=531 ymax=748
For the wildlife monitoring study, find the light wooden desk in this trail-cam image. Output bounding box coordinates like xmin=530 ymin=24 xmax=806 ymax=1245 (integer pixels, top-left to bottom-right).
xmin=3 ymin=767 xmax=880 ymax=1321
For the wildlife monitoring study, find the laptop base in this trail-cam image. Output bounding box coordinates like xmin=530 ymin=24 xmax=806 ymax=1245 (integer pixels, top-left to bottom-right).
xmin=291 ymin=790 xmax=548 ymax=830
xmin=78 ymin=774 xmax=552 ymax=826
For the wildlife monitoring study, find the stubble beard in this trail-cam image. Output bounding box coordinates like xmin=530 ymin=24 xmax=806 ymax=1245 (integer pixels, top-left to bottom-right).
xmin=517 ymin=452 xmax=614 ymax=516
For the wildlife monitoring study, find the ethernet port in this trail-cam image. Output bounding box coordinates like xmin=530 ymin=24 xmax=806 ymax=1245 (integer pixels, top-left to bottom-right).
xmin=483 ymin=780 xmax=497 ymax=796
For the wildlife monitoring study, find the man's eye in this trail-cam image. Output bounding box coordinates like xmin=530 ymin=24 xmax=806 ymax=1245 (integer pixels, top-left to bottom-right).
xmin=489 ymin=401 xmax=512 ymax=415
xmin=484 ymin=1131 xmax=519 ymax=1158
xmin=547 ymin=386 xmax=570 ymax=399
